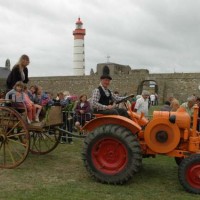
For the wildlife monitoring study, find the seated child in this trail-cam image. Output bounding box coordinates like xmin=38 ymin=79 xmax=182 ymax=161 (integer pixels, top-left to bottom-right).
xmin=58 ymin=92 xmax=70 ymax=107
xmin=34 ymin=86 xmax=55 ymax=120
xmin=28 ymin=85 xmax=37 ymax=102
xmin=5 ymin=81 xmax=35 ymax=124
xmin=35 ymin=86 xmax=53 ymax=106
xmin=25 ymin=85 xmax=42 ymax=122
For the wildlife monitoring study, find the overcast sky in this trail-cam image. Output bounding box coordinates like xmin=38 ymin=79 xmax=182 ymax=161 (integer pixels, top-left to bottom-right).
xmin=0 ymin=0 xmax=200 ymax=77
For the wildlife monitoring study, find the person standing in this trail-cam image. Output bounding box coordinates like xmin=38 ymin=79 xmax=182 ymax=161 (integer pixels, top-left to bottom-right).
xmin=155 ymin=93 xmax=159 ymax=105
xmin=180 ymin=96 xmax=196 ymax=117
xmin=160 ymin=101 xmax=171 ymax=111
xmin=150 ymin=93 xmax=156 ymax=106
xmin=134 ymin=90 xmax=150 ymax=117
xmin=75 ymin=94 xmax=91 ymax=127
xmin=168 ymin=95 xmax=180 ymax=111
xmin=196 ymin=97 xmax=200 ymax=131
xmin=6 ymin=54 xmax=30 ymax=89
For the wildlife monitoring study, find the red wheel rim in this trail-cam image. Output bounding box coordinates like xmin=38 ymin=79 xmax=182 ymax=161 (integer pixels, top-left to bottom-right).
xmin=91 ymin=137 xmax=128 ymax=175
xmin=186 ymin=163 xmax=200 ymax=189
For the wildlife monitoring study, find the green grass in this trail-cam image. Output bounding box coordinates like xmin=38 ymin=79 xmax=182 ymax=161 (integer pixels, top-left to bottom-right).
xmin=148 ymin=105 xmax=162 ymax=117
xmin=0 ymin=139 xmax=199 ymax=200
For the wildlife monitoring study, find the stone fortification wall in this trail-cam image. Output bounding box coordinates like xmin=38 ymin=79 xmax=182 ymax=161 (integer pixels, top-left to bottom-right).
xmin=28 ymin=74 xmax=142 ymax=98
xmin=1 ymin=72 xmax=200 ymax=103
xmin=149 ymin=73 xmax=200 ymax=103
xmin=0 ymin=79 xmax=7 ymax=90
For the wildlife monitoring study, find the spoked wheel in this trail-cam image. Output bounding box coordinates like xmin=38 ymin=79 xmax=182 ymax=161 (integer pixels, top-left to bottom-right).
xmin=0 ymin=106 xmax=30 ymax=168
xmin=29 ymin=127 xmax=61 ymax=155
xmin=82 ymin=124 xmax=142 ymax=184
xmin=178 ymin=154 xmax=200 ymax=194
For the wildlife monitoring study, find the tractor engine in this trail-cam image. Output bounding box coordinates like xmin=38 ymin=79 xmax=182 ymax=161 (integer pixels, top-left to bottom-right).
xmin=144 ymin=108 xmax=191 ymax=154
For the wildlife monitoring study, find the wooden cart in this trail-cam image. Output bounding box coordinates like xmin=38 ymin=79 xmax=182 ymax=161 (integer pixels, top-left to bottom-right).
xmin=0 ymin=99 xmax=63 ymax=169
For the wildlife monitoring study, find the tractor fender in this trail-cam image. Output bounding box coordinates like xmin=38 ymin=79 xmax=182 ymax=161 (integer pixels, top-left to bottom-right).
xmin=82 ymin=115 xmax=141 ymax=134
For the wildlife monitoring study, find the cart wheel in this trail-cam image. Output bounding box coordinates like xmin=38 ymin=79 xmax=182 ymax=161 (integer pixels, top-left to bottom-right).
xmin=29 ymin=127 xmax=61 ymax=155
xmin=178 ymin=154 xmax=200 ymax=194
xmin=0 ymin=106 xmax=30 ymax=168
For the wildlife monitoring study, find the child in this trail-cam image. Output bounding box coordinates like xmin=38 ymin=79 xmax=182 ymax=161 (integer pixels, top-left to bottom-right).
xmin=35 ymin=86 xmax=53 ymax=106
xmin=59 ymin=92 xmax=73 ymax=144
xmin=28 ymin=85 xmax=37 ymax=102
xmin=74 ymin=94 xmax=91 ymax=127
xmin=5 ymin=81 xmax=35 ymax=124
xmin=58 ymin=92 xmax=70 ymax=107
xmin=23 ymin=86 xmax=36 ymax=123
xmin=63 ymin=91 xmax=71 ymax=101
xmin=28 ymin=85 xmax=42 ymax=122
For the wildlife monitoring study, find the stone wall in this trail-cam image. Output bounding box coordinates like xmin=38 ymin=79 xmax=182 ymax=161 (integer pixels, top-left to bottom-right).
xmin=0 ymin=79 xmax=7 ymax=90
xmin=1 ymin=72 xmax=200 ymax=103
xmin=97 ymin=63 xmax=131 ymax=75
xmin=28 ymin=74 xmax=141 ymax=98
xmin=149 ymin=73 xmax=200 ymax=103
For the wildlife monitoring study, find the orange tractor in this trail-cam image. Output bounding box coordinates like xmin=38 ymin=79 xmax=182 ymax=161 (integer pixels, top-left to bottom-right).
xmin=81 ymin=95 xmax=200 ymax=194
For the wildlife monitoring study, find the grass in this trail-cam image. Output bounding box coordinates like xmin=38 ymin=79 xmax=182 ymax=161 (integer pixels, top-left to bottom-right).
xmin=0 ymin=139 xmax=199 ymax=200
xmin=148 ymin=105 xmax=162 ymax=117
xmin=0 ymin=105 xmax=199 ymax=200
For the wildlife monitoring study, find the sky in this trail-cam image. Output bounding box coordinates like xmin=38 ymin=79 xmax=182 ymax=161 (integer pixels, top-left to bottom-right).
xmin=0 ymin=0 xmax=200 ymax=77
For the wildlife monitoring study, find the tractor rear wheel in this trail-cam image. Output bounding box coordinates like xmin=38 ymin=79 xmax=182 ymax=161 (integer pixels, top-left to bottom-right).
xmin=82 ymin=124 xmax=142 ymax=184
xmin=178 ymin=154 xmax=200 ymax=194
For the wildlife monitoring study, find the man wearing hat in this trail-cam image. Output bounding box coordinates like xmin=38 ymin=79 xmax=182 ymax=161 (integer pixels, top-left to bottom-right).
xmin=90 ymin=74 xmax=129 ymax=118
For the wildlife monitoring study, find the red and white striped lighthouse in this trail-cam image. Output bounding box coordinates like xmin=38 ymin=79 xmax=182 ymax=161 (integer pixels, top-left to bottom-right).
xmin=73 ymin=17 xmax=86 ymax=76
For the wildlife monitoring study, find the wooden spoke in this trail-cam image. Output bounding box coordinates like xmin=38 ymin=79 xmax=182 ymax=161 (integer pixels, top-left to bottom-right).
xmin=42 ymin=132 xmax=57 ymax=143
xmin=7 ymin=142 xmax=23 ymax=160
xmin=7 ymin=131 xmax=27 ymax=138
xmin=8 ymin=138 xmax=28 ymax=147
xmin=30 ymin=127 xmax=60 ymax=155
xmin=41 ymin=136 xmax=51 ymax=149
xmin=0 ymin=106 xmax=29 ymax=168
xmin=6 ymin=121 xmax=20 ymax=136
xmin=0 ymin=142 xmax=3 ymax=151
xmin=3 ymin=142 xmax=6 ymax=166
xmin=6 ymin=143 xmax=16 ymax=165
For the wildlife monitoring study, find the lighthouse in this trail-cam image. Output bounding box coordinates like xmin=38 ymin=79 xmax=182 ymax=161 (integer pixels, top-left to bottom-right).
xmin=73 ymin=17 xmax=86 ymax=76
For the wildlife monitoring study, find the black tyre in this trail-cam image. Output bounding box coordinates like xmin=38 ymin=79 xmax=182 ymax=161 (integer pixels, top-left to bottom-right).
xmin=178 ymin=154 xmax=200 ymax=194
xmin=175 ymin=157 xmax=184 ymax=166
xmin=82 ymin=124 xmax=142 ymax=184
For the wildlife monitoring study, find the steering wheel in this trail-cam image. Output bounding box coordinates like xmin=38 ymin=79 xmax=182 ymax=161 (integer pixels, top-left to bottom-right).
xmin=115 ymin=94 xmax=135 ymax=104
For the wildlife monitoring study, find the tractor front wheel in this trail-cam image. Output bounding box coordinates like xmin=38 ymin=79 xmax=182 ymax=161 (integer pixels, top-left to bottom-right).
xmin=175 ymin=157 xmax=184 ymax=166
xmin=82 ymin=124 xmax=142 ymax=184
xmin=178 ymin=154 xmax=200 ymax=194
